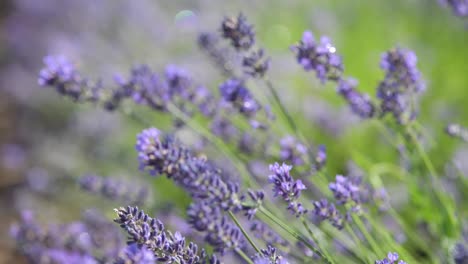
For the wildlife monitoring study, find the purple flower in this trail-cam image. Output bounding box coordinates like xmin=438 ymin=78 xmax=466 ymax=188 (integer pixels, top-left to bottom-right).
xmin=9 ymin=210 xmax=112 ymax=264
xmin=38 ymin=55 xmax=101 ymax=102
xmin=439 ymin=0 xmax=468 ymax=17
xmin=79 ymin=174 xmax=149 ymax=205
xmin=337 ymin=78 xmax=375 ymax=119
xmin=114 ymin=206 xmax=205 ymax=262
xmin=253 ymin=245 xmax=288 ymax=264
xmin=329 ymin=175 xmax=361 ymax=205
xmin=291 ymin=31 xmax=343 ymax=83
xmin=314 ymin=145 xmax=327 ymax=171
xmin=377 ymin=47 xmax=425 ymax=123
xmin=242 ymin=190 xmax=265 ymax=219
xmin=221 ymin=13 xmax=255 ymax=50
xmin=312 ymin=199 xmax=345 ymax=229
xmin=219 ymin=78 xmax=261 ymax=117
xmin=243 ymin=48 xmax=270 ymax=78
xmin=375 ymin=252 xmax=407 ymax=264
xmin=114 ymin=244 xmax=155 ymax=264
xmin=268 ymin=163 xmax=307 ymax=217
xmin=135 ymin=128 xmax=242 ymax=211
xmin=279 ymin=136 xmax=308 ymax=166
xmin=187 ymin=201 xmax=243 ymax=253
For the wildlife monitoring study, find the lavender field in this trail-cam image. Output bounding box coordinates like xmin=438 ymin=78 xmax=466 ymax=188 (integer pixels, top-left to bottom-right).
xmin=0 ymin=1 xmax=467 ymax=263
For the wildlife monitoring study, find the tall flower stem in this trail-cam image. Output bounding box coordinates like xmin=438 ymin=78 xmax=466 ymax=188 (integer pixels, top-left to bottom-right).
xmin=228 ymin=211 xmax=261 ymax=253
xmin=347 ymin=208 xmax=385 ymax=257
xmin=235 ymin=248 xmax=254 ymax=264
xmin=258 ymin=206 xmax=333 ymax=264
xmin=406 ymin=125 xmax=458 ymax=232
xmin=301 ymin=218 xmax=335 ymax=264
xmin=166 ymin=102 xmax=259 ymax=189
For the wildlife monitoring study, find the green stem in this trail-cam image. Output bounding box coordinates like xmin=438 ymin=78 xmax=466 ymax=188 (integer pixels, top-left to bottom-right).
xmin=406 ymin=126 xmax=457 ymax=230
xmin=349 ymin=211 xmax=384 ymax=257
xmin=301 ymin=218 xmax=335 ymax=264
xmin=235 ymin=248 xmax=254 ymax=264
xmin=259 ymin=207 xmax=333 ymax=264
xmin=344 ymin=224 xmax=371 ymax=263
xmin=228 ymin=211 xmax=261 ymax=253
xmin=166 ymin=103 xmax=259 ymax=189
xmin=265 ymin=79 xmax=299 ymax=135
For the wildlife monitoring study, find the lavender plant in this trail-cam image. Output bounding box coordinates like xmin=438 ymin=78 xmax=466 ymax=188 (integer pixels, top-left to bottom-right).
xmin=7 ymin=5 xmax=468 ymax=264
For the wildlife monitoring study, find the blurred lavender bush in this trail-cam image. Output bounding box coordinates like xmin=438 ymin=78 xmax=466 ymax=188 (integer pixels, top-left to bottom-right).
xmin=1 ymin=0 xmax=468 ymax=263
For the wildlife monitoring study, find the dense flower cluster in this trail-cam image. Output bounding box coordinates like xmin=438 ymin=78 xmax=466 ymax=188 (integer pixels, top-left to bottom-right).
xmin=377 ymin=47 xmax=425 ymax=123
xmin=268 ymin=163 xmax=307 ymax=217
xmin=38 ymin=56 xmax=102 ymax=103
xmin=219 ymin=78 xmax=261 ymax=117
xmin=114 ymin=244 xmax=155 ymax=264
xmin=10 ymin=210 xmax=124 ymax=264
xmin=375 ymin=252 xmax=407 ymax=264
xmin=252 ymin=245 xmax=288 ymax=264
xmin=291 ymin=31 xmax=343 ymax=83
xmin=221 ymin=13 xmax=255 ymax=51
xmin=279 ymin=136 xmax=308 ymax=166
xmin=311 ymin=199 xmax=345 ymax=229
xmin=79 ymin=174 xmax=149 ymax=205
xmin=136 ymin=127 xmax=242 ymax=211
xmin=337 ymin=78 xmax=375 ymax=119
xmin=114 ymin=205 xmax=211 ymax=263
xmin=329 ymin=175 xmax=361 ymax=205
xmin=187 ymin=202 xmax=244 ymax=253
xmin=14 ymin=7 xmax=464 ymax=264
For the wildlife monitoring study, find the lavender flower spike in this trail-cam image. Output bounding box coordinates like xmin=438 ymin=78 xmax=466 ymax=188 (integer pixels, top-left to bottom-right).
xmin=337 ymin=78 xmax=375 ymax=119
xmin=114 ymin=205 xmax=205 ymax=263
xmin=268 ymin=162 xmax=307 ymax=217
xmin=291 ymin=31 xmax=343 ymax=83
xmin=253 ymin=245 xmax=288 ymax=264
xmin=375 ymin=252 xmax=407 ymax=264
xmin=377 ymin=47 xmax=425 ymax=123
xmin=221 ymin=13 xmax=255 ymax=50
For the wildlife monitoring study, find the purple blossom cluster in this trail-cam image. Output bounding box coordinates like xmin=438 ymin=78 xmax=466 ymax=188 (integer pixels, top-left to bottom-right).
xmin=135 ymin=127 xmax=254 ymax=253
xmin=39 ymin=56 xmax=216 ymax=117
xmin=38 ymin=55 xmax=102 ymax=103
xmin=291 ymin=31 xmax=343 ymax=83
xmin=329 ymin=175 xmax=361 ymax=205
xmin=439 ymin=0 xmax=468 ymax=17
xmin=268 ymin=163 xmax=307 ymax=217
xmin=114 ymin=205 xmax=212 ymax=263
xmin=221 ymin=13 xmax=255 ymax=51
xmin=135 ymin=127 xmax=241 ymax=211
xmin=279 ymin=136 xmax=308 ymax=166
xmin=375 ymin=252 xmax=407 ymax=264
xmin=10 ymin=210 xmax=123 ymax=263
xmin=337 ymin=78 xmax=375 ymax=119
xmin=219 ymin=78 xmax=261 ymax=117
xmin=311 ymin=199 xmax=345 ymax=229
xmin=377 ymin=47 xmax=425 ymax=123
xmin=187 ymin=202 xmax=244 ymax=253
xmin=115 ymin=64 xmax=216 ymax=118
xmin=79 ymin=174 xmax=149 ymax=205
xmin=252 ymin=245 xmax=288 ymax=264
